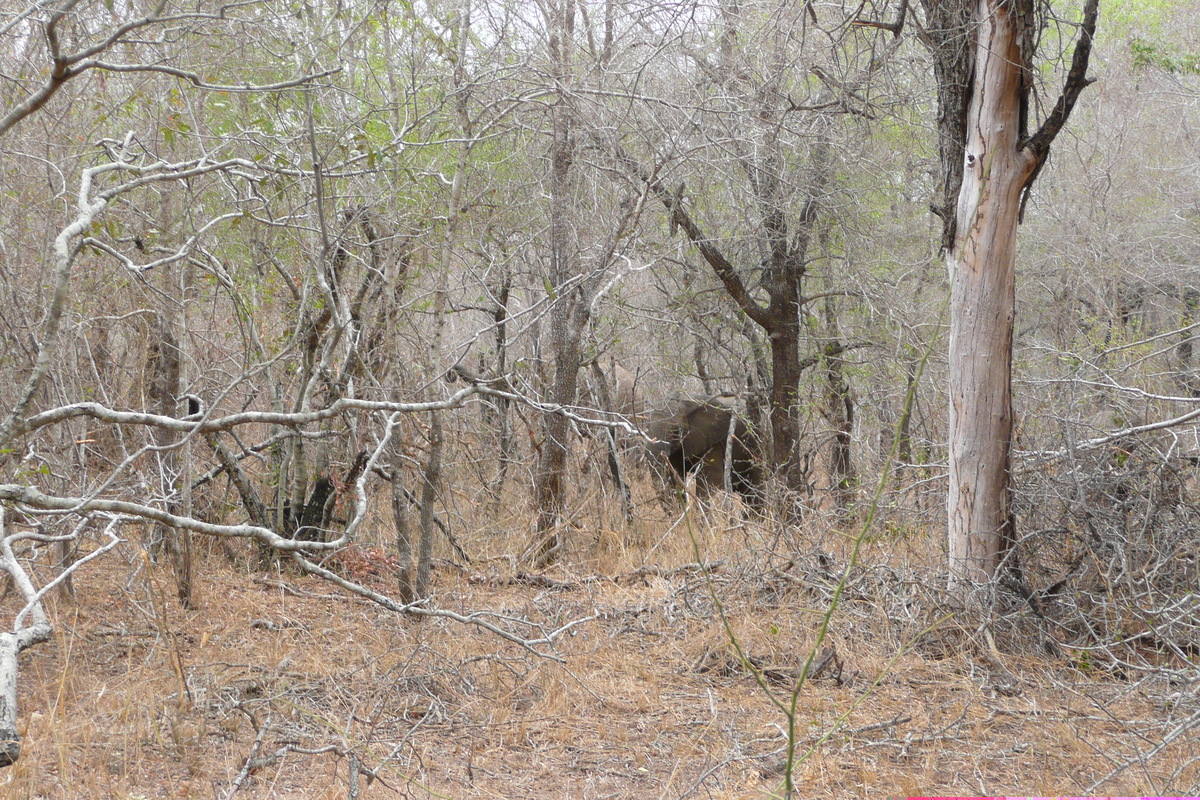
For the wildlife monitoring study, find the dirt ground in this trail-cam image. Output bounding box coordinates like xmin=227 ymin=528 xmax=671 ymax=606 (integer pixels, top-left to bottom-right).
xmin=1 ymin=512 xmax=1196 ymax=799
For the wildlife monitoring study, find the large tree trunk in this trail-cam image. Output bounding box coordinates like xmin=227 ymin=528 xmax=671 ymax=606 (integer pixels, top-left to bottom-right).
xmin=944 ymin=0 xmax=1098 ymax=595
xmin=947 ymin=0 xmax=1034 ymax=591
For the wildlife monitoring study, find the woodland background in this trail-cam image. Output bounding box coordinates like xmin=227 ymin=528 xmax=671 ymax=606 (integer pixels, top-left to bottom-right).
xmin=0 ymin=0 xmax=1199 ymax=797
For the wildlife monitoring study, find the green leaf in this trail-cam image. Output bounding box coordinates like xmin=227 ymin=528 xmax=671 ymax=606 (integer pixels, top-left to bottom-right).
xmin=1131 ymin=36 xmax=1200 ymax=74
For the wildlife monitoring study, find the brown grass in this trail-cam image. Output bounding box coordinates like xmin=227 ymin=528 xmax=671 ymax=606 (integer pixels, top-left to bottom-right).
xmin=0 ymin=491 xmax=1196 ymax=799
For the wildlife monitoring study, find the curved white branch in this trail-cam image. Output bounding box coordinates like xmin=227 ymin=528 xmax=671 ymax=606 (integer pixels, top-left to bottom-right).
xmin=0 ymin=483 xmax=343 ymax=552
xmin=16 ymin=387 xmax=482 ymax=437
xmin=13 ymin=518 xmax=123 ymax=629
xmin=82 ymin=62 xmax=340 ymax=92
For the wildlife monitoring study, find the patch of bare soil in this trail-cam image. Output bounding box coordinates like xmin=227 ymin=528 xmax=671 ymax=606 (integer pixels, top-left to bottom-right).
xmin=0 ymin=522 xmax=1196 ymax=799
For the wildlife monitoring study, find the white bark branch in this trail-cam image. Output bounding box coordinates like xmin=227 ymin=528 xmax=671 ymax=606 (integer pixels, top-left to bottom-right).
xmin=15 ymin=389 xmax=482 ymax=438
xmin=12 ymin=518 xmax=123 ymax=629
xmin=81 ymin=61 xmax=340 ymax=92
xmin=0 ymin=507 xmax=56 ymax=766
xmin=0 ymin=144 xmax=269 ymax=450
xmin=0 ymin=483 xmax=345 ymax=551
xmin=12 ymin=379 xmax=646 ymax=441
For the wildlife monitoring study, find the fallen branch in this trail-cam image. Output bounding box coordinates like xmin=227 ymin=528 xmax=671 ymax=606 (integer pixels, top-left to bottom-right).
xmin=0 ymin=480 xmax=591 ymax=662
xmin=621 ymin=560 xmax=726 ymax=585
xmin=468 ymin=571 xmax=583 ymax=590
xmin=221 ymin=712 xmax=272 ymax=800
xmin=291 ymin=553 xmax=592 ymax=663
xmin=0 ymin=506 xmax=66 ymax=766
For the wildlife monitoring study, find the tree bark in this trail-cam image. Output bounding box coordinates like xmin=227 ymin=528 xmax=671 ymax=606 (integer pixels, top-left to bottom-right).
xmin=533 ymin=318 xmax=583 ymax=565
xmin=947 ymin=0 xmax=1034 ymax=590
xmin=0 ymin=625 xmax=50 ymax=767
xmin=919 ymin=0 xmax=976 ymax=253
xmin=391 ymin=435 xmax=415 ymax=602
xmin=146 ymin=311 xmax=193 ymax=607
xmin=943 ymin=0 xmax=1098 ymax=595
xmin=532 ymin=0 xmax=580 ymax=566
xmin=415 ymin=411 xmax=441 ymax=596
xmin=0 ymin=507 xmax=54 ymax=767
xmin=823 ymin=297 xmax=856 ymax=517
xmin=414 ymin=0 xmax=472 ymax=593
xmin=491 ymin=266 xmax=513 ymax=496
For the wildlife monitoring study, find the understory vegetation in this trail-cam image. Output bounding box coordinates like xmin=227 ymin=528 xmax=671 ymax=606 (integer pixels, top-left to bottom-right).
xmin=1 ymin=0 xmax=1199 ymax=796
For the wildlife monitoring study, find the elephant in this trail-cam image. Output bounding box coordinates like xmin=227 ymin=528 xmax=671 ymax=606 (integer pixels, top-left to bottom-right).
xmin=644 ymin=395 xmax=763 ymax=503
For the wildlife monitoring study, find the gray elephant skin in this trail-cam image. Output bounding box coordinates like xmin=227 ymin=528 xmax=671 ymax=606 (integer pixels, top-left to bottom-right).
xmin=644 ymin=396 xmax=763 ymax=502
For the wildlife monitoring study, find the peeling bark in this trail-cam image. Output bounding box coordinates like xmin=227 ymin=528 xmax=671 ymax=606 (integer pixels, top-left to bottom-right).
xmin=946 ymin=0 xmax=1035 ymax=589
xmin=942 ymin=0 xmax=1099 ymax=596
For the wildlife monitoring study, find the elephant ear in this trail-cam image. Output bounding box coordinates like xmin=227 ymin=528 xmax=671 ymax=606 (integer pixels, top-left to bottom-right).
xmin=642 ymin=397 xmax=697 ymax=456
xmin=643 ymin=402 xmax=682 ymax=451
xmin=680 ymin=402 xmax=737 ymax=458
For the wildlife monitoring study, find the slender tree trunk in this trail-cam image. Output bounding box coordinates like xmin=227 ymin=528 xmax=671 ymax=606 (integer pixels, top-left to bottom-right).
xmin=173 ymin=265 xmax=194 ymax=607
xmin=492 ymin=267 xmax=513 ymax=495
xmin=1174 ymin=290 xmax=1200 ymax=397
xmin=147 ymin=307 xmax=193 ymax=607
xmin=533 ymin=320 xmax=583 ymax=565
xmin=414 ymin=0 xmax=472 ymax=595
xmin=415 ymin=411 xmax=441 ymax=596
xmin=896 ymin=353 xmax=917 ymax=472
xmin=767 ymin=320 xmax=803 ymax=490
xmin=822 ymin=296 xmax=856 ymax=517
xmin=589 ymin=361 xmax=633 ymax=523
xmin=694 ymin=339 xmax=714 ymax=396
xmin=391 ymin=435 xmax=415 ymax=601
xmin=532 ymin=0 xmax=579 ymax=566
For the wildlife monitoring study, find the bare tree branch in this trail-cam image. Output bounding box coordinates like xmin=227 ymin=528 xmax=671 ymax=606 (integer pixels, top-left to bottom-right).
xmin=0 ymin=1 xmax=334 ymax=138
xmin=81 ymin=61 xmax=340 ymax=92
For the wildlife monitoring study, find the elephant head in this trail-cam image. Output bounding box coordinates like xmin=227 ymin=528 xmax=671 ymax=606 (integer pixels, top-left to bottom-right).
xmin=644 ymin=395 xmax=762 ymax=502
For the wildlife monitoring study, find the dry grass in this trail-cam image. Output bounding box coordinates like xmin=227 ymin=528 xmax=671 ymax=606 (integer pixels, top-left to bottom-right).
xmin=1 ymin=491 xmax=1197 ymax=799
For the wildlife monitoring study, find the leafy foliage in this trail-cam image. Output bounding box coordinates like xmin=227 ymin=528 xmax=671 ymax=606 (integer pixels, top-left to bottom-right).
xmin=1130 ymin=36 xmax=1200 ymax=74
